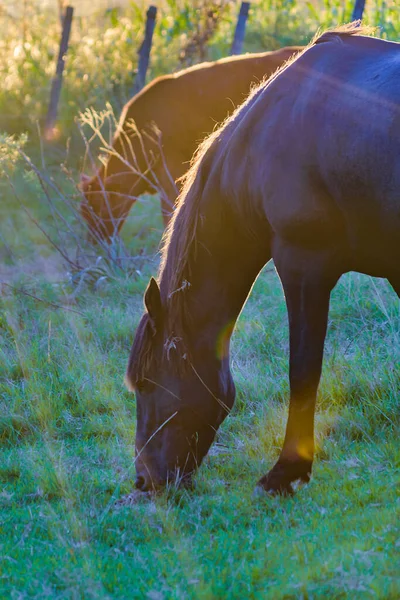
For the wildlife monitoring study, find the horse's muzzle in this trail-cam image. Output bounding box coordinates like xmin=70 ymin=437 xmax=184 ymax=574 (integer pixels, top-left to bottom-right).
xmin=135 ymin=469 xmax=194 ymax=492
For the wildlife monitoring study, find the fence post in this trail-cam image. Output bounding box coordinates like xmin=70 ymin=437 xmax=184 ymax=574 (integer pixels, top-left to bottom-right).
xmin=132 ymin=5 xmax=157 ymax=95
xmin=352 ymin=0 xmax=366 ymax=21
xmin=230 ymin=2 xmax=250 ymax=55
xmin=45 ymin=5 xmax=74 ymax=139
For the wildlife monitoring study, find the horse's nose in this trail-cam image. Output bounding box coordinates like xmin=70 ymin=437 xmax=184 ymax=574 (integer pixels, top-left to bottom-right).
xmin=135 ymin=471 xmax=164 ymax=492
xmin=135 ymin=475 xmax=146 ymax=490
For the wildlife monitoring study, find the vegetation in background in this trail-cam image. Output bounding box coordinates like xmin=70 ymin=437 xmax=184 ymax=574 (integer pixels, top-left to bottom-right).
xmin=0 ymin=1 xmax=399 ymax=597
xmin=1 ymin=0 xmax=400 ymax=137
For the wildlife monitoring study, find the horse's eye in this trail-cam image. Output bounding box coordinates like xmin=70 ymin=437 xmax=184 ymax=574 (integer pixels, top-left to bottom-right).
xmin=136 ymin=379 xmax=154 ymax=394
xmin=136 ymin=380 xmax=146 ymax=393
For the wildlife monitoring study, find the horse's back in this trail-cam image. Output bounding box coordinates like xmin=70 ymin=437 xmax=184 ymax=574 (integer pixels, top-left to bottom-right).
xmin=217 ymin=31 xmax=400 ymax=275
xmin=122 ymin=47 xmax=300 ymax=144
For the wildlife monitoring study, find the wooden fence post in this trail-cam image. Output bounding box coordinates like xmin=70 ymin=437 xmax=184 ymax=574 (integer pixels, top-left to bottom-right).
xmin=45 ymin=5 xmax=74 ymax=139
xmin=230 ymin=2 xmax=250 ymax=55
xmin=352 ymin=0 xmax=366 ymax=21
xmin=132 ymin=5 xmax=157 ymax=95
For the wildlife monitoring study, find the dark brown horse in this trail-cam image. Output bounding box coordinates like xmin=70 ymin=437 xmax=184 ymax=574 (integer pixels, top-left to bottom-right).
xmin=126 ymin=25 xmax=400 ymax=495
xmin=80 ymin=46 xmax=300 ymax=238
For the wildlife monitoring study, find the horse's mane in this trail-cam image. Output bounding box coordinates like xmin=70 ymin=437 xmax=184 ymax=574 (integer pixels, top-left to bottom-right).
xmin=313 ymin=21 xmax=375 ymax=45
xmin=158 ymin=48 xmax=293 ymax=307
xmin=159 ymin=124 xmax=224 ymax=343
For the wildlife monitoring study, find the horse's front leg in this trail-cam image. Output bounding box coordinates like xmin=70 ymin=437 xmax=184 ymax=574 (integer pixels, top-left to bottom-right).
xmin=258 ymin=241 xmax=340 ymax=495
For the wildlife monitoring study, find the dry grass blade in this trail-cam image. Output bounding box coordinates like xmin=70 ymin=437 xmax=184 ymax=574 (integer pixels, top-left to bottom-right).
xmin=0 ymin=282 xmax=85 ymax=316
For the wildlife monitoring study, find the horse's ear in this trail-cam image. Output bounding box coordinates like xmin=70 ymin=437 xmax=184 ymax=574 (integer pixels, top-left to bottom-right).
xmin=79 ymin=173 xmax=91 ymax=190
xmin=144 ymin=277 xmax=163 ymax=335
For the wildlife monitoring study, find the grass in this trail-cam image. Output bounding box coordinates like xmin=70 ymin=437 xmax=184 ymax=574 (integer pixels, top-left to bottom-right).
xmin=0 ymin=1 xmax=399 ymax=597
xmin=0 ymin=186 xmax=398 ymax=596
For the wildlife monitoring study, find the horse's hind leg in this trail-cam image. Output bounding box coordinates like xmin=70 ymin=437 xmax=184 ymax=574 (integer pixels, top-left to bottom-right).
xmin=257 ymin=239 xmax=341 ymax=495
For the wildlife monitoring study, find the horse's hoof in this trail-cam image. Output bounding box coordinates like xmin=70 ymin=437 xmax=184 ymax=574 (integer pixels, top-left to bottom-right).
xmin=256 ymin=460 xmax=312 ymax=496
xmin=256 ymin=476 xmax=294 ymax=496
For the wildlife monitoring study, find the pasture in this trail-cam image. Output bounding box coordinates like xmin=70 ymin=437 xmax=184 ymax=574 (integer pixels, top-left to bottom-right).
xmin=0 ymin=1 xmax=399 ymax=597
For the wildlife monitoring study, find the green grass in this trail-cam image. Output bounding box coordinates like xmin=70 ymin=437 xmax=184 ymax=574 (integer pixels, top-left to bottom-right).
xmin=1 ymin=2 xmax=399 ymax=597
xmin=0 ymin=275 xmax=399 ymax=598
xmin=0 ymin=172 xmax=399 ymax=596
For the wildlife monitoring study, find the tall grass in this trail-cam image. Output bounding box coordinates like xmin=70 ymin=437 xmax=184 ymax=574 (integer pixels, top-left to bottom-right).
xmin=0 ymin=235 xmax=398 ymax=597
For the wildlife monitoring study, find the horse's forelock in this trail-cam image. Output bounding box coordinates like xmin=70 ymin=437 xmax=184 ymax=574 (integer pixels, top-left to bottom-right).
xmin=126 ymin=313 xmax=155 ymax=388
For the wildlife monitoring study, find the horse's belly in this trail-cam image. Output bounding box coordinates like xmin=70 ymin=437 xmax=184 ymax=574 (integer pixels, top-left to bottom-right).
xmin=342 ymin=217 xmax=400 ymax=276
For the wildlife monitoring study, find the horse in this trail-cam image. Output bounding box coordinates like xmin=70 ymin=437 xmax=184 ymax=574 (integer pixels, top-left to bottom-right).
xmin=126 ymin=24 xmax=400 ymax=495
xmin=80 ymin=46 xmax=301 ymax=239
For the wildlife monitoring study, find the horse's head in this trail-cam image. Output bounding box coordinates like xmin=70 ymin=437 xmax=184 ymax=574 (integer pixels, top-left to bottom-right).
xmin=126 ymin=277 xmax=235 ymax=492
xmin=79 ymin=172 xmax=138 ymax=240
